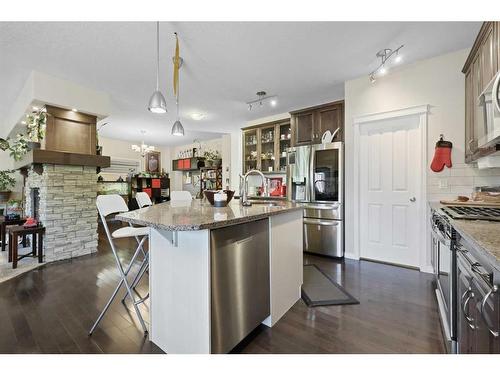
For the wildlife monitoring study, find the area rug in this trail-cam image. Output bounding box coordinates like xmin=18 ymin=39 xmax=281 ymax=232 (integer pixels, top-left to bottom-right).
xmin=301 ymin=264 xmax=359 ymax=307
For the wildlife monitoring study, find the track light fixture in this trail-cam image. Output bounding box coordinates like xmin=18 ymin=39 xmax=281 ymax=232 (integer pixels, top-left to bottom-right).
xmin=246 ymin=91 xmax=278 ymax=111
xmin=369 ymin=45 xmax=404 ymax=83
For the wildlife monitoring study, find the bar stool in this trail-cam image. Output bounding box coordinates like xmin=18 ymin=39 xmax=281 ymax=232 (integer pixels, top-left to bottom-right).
xmin=89 ymin=194 xmax=149 ymax=335
xmin=122 ymin=192 xmax=153 ymax=303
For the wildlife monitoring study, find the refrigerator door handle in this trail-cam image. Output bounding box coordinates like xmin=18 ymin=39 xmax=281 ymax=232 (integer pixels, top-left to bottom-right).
xmin=309 ymin=145 xmax=315 ymax=202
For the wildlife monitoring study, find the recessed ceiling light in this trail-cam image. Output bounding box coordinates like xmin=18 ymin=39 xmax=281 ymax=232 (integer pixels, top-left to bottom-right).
xmin=72 ymin=108 xmax=78 ymax=112
xmin=394 ymin=54 xmax=402 ymax=64
xmin=379 ymin=66 xmax=387 ymax=75
xmin=270 ymin=99 xmax=277 ymax=107
xmin=190 ymin=113 xmax=205 ymax=120
xmin=32 ymin=106 xmax=39 ymax=111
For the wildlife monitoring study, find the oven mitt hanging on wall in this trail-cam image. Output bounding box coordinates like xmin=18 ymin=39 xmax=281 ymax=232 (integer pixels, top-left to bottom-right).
xmin=430 ymin=135 xmax=452 ymax=172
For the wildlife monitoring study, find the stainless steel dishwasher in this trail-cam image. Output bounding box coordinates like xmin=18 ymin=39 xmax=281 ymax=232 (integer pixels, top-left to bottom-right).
xmin=210 ymin=219 xmax=270 ymax=354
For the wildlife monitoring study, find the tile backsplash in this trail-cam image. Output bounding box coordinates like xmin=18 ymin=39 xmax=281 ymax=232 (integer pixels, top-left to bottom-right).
xmin=427 ymin=163 xmax=500 ymax=201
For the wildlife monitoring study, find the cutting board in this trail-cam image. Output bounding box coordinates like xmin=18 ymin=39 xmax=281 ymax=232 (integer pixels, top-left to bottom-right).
xmin=440 ymin=200 xmax=500 ymax=207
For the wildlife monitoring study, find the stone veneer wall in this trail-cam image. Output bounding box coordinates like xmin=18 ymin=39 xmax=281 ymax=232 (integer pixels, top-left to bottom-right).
xmin=25 ymin=164 xmax=98 ymax=262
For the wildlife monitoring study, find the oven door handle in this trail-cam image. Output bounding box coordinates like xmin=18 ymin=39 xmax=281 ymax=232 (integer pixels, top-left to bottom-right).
xmin=480 ymin=285 xmax=499 ymax=337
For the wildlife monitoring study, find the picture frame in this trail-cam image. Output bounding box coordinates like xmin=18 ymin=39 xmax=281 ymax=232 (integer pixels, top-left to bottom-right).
xmin=145 ymin=150 xmax=161 ymax=173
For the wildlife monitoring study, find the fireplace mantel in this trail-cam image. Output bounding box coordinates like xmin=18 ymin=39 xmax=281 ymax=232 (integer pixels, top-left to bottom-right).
xmin=15 ymin=149 xmax=111 ymax=172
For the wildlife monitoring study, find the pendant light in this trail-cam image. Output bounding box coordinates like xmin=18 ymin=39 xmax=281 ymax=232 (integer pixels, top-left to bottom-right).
xmin=171 ymin=32 xmax=185 ymax=136
xmin=148 ymin=22 xmax=167 ymax=114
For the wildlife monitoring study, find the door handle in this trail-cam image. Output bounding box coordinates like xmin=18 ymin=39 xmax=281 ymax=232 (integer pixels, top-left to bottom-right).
xmin=480 ymin=285 xmax=499 ymax=337
xmin=461 ymin=288 xmax=475 ymax=329
xmin=410 ymin=197 xmax=416 ymax=202
xmin=492 ymin=72 xmax=500 ymax=113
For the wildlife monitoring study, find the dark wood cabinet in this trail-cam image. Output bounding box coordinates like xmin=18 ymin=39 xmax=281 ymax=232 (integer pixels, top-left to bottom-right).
xmin=290 ymin=100 xmax=344 ymax=146
xmin=462 ymin=21 xmax=500 ymax=163
xmin=292 ymin=111 xmax=315 ymax=145
xmin=241 ymin=120 xmax=291 ymax=174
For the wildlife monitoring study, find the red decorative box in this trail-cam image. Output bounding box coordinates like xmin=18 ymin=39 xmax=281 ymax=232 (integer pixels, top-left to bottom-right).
xmin=152 ymin=179 xmax=161 ymax=188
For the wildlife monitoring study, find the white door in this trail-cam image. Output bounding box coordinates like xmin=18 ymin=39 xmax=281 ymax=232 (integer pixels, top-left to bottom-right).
xmin=359 ymin=116 xmax=421 ymax=267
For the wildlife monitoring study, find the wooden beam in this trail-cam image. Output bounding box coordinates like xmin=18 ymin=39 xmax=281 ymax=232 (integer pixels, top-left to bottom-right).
xmin=14 ymin=149 xmax=111 ymax=170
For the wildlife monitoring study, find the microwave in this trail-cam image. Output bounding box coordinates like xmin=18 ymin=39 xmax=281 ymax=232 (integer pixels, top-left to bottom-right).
xmin=478 ymin=71 xmax=500 ymax=149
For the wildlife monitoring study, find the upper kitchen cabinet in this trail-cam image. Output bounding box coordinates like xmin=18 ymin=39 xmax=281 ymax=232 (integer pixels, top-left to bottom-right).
xmin=290 ymin=100 xmax=344 ymax=146
xmin=291 ymin=110 xmax=315 ymax=145
xmin=463 ymin=22 xmax=500 ymax=163
xmin=242 ymin=120 xmax=291 ymax=174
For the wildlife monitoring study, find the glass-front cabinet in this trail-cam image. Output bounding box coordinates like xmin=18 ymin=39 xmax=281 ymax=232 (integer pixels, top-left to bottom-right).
xmin=243 ymin=129 xmax=258 ymax=174
xmin=278 ymin=122 xmax=292 ymax=172
xmin=260 ymin=125 xmax=276 ymax=173
xmin=242 ymin=120 xmax=291 ymax=174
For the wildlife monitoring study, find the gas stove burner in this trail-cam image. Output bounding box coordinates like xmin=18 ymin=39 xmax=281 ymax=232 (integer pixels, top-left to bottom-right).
xmin=442 ymin=205 xmax=500 ymax=221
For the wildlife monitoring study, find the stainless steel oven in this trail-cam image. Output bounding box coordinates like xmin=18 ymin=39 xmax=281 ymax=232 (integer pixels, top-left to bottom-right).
xmin=430 ymin=208 xmax=457 ymax=353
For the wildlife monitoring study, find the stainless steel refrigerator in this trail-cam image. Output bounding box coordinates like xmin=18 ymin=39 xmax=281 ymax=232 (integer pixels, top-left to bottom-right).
xmin=286 ymin=142 xmax=344 ymax=257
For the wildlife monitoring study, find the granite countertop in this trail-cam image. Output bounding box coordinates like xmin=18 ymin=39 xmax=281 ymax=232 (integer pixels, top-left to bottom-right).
xmin=429 ymin=202 xmax=500 ymax=269
xmin=116 ymin=199 xmax=302 ymax=231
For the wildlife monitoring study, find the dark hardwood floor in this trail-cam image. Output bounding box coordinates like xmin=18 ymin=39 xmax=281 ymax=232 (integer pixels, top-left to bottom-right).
xmin=0 ymin=223 xmax=445 ymax=354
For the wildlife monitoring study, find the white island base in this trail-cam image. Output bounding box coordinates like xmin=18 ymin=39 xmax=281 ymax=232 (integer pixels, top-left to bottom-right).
xmin=148 ymin=210 xmax=303 ymax=354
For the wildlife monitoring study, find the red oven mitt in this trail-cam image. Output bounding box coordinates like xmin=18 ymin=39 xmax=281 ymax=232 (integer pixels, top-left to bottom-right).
xmin=430 ymin=136 xmax=453 ymax=172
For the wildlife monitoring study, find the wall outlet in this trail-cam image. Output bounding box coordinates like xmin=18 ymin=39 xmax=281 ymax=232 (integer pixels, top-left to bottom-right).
xmin=438 ymin=179 xmax=448 ymax=189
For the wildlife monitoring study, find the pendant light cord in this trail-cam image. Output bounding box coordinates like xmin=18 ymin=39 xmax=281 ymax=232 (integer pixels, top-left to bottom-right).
xmin=156 ymin=21 xmax=160 ymax=91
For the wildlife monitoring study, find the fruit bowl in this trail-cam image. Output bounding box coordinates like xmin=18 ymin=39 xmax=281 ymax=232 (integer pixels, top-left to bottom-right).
xmin=204 ymin=190 xmax=235 ymax=207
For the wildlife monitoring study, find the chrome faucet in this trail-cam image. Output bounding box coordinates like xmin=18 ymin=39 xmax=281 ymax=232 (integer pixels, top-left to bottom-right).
xmin=240 ymin=169 xmax=268 ymax=206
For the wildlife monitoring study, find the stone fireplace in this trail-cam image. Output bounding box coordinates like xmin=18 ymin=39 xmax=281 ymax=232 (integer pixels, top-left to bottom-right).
xmin=24 ymin=164 xmax=99 ymax=262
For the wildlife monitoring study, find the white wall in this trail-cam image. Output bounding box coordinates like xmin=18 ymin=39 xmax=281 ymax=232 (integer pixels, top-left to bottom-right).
xmin=98 ymin=136 xmax=170 ymax=179
xmin=344 ymin=48 xmax=500 ymax=265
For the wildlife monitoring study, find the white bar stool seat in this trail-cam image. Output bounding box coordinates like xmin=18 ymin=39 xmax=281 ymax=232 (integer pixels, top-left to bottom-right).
xmin=112 ymin=226 xmax=149 ymax=239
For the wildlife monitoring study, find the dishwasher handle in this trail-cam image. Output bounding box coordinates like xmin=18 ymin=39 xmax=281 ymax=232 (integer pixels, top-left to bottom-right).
xmin=303 ymin=218 xmax=340 ymax=226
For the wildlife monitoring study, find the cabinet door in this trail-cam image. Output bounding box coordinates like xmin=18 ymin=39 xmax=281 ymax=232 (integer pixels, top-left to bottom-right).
xmin=480 ymin=23 xmax=496 ymax=92
xmin=470 ymin=53 xmax=482 ymax=154
xmin=458 ymin=268 xmax=476 ymax=353
xmin=496 ymin=22 xmax=500 ymax=74
xmin=242 ymin=129 xmax=259 ymax=174
xmin=260 ymin=125 xmax=277 ymax=173
xmin=465 ymin=68 xmax=474 ymax=162
xmin=472 ymin=279 xmax=500 ymax=354
xmin=292 ymin=111 xmax=314 ymax=146
xmin=315 ymin=104 xmax=344 ymax=143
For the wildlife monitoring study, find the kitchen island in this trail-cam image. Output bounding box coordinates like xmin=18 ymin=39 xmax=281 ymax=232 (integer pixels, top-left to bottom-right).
xmin=117 ymin=199 xmax=303 ymax=354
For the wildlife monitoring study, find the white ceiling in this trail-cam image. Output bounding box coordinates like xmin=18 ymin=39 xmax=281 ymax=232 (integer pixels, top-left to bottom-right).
xmin=0 ymin=21 xmax=481 ymax=146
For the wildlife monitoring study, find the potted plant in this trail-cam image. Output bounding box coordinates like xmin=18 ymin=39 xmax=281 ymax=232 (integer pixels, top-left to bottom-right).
xmin=9 ymin=134 xmax=29 ymax=161
xmin=26 ymin=112 xmax=46 ymax=149
xmin=203 ymin=150 xmax=216 ymax=167
xmin=0 ymin=170 xmax=16 ymax=202
xmin=0 ymin=138 xmax=9 ymax=151
xmin=213 ymin=150 xmax=222 ymax=167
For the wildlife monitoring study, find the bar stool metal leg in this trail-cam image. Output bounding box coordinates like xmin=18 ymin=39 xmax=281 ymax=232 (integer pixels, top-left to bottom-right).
xmin=89 ymin=235 xmax=148 ymax=335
